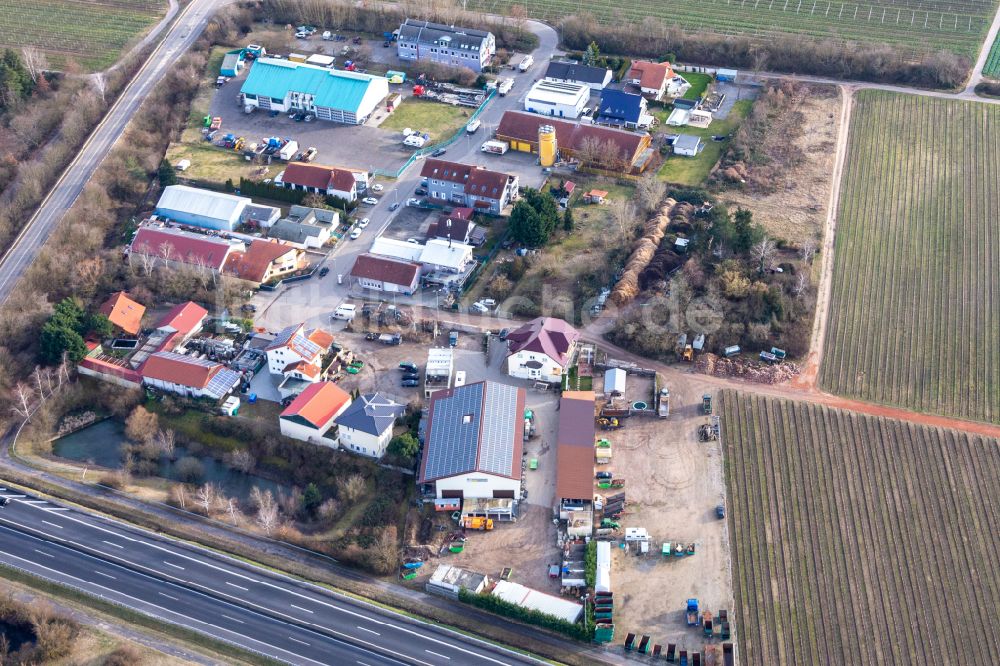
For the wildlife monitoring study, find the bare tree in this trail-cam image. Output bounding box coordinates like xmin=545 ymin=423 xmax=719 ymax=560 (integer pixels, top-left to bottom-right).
xmin=226 ymin=449 xmax=255 ymax=474
xmin=635 ymin=176 xmax=666 ymax=214
xmin=250 ymin=487 xmax=274 ymax=513
xmin=170 ymin=484 xmax=189 ymax=510
xmin=608 ymin=199 xmax=637 ymax=238
xmin=792 ymin=272 xmax=810 ymax=296
xmin=751 ymin=237 xmax=778 ymax=272
xmin=154 ymin=429 xmax=176 ymax=459
xmin=92 ymin=74 xmax=107 ymax=103
xmin=226 ymin=498 xmax=242 ymax=525
xmin=799 ymin=237 xmax=818 ymax=264
xmin=11 ymin=383 xmax=34 ymax=419
xmin=120 ymin=451 xmax=136 ymax=487
xmin=256 ymin=502 xmax=279 ymax=535
xmin=21 ymin=47 xmax=47 ymax=84
xmin=136 ymin=249 xmax=156 ymax=277
xmin=337 ymin=474 xmax=366 ymax=503
xmin=195 ymin=483 xmax=218 ymax=515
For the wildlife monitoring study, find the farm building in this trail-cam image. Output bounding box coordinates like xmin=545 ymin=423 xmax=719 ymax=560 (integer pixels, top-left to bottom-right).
xmin=673 ymin=134 xmax=705 ymax=157
xmin=426 ymin=564 xmax=488 ymax=599
xmin=544 ymin=60 xmax=612 ymax=91
xmin=524 ymin=79 xmax=590 ymax=119
xmin=604 ymin=368 xmax=626 ymax=396
xmin=496 ymin=111 xmax=653 ymax=173
xmin=419 ymin=159 xmax=519 ymax=214
xmin=334 ymin=392 xmax=406 ymax=458
xmin=595 ymin=89 xmax=653 ymax=130
xmin=505 ymin=317 xmax=580 ymax=384
xmin=98 ymin=291 xmax=145 ymax=336
xmin=716 ymin=68 xmax=738 ymax=82
xmin=140 ymin=352 xmax=241 ymax=401
xmin=557 ymin=390 xmax=596 ymax=504
xmin=349 ymin=254 xmax=421 ymax=295
xmin=396 ymin=19 xmax=495 ymax=73
xmin=154 ymin=185 xmax=279 ymax=232
xmin=277 ymin=162 xmax=368 ymax=202
xmin=223 ymin=239 xmax=304 ymax=285
xmin=240 ymin=58 xmax=389 ymax=125
xmin=279 ymin=381 xmax=352 ymax=446
xmin=267 ymin=206 xmax=338 ymax=249
xmin=418 ymin=381 xmax=525 ymax=500
xmin=220 ymin=49 xmax=245 ymax=77
xmin=491 ymin=581 xmax=583 ymax=623
xmin=128 ymin=225 xmax=237 ymax=273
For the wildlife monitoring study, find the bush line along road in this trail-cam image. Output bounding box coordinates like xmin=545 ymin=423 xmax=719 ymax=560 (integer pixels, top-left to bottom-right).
xmin=0 ymin=485 xmax=537 ymax=666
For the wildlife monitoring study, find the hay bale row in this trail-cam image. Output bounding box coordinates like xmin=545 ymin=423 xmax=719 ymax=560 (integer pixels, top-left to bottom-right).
xmin=610 ymin=198 xmax=677 ymax=306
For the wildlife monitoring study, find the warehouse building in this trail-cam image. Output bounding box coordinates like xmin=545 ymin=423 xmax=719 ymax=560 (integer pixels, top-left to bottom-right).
xmin=524 ymin=79 xmax=590 ymax=119
xmin=154 ymin=185 xmax=279 ymax=232
xmin=240 ymin=58 xmax=389 ymax=124
xmin=496 ymin=111 xmax=653 ymax=173
xmin=397 ymin=19 xmax=495 ymax=73
xmin=418 ymin=381 xmax=525 ymax=500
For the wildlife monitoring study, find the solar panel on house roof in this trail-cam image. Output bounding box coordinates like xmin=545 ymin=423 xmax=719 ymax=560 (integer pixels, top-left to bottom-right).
xmin=423 ymin=383 xmax=484 ymax=480
xmin=479 ymin=383 xmax=518 ymax=476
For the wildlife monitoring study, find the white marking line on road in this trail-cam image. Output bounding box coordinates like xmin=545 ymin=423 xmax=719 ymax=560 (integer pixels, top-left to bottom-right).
xmin=226 ymin=581 xmax=249 ymax=591
xmin=159 ymin=592 xmax=179 ymax=601
xmin=94 ymin=571 xmax=116 ymax=580
xmin=425 ymin=650 xmax=451 ymax=660
xmin=164 ymin=561 xmax=185 ymax=570
xmin=102 ymin=540 xmax=124 ymax=549
xmin=356 ymin=625 xmax=380 ymax=636
xmin=33 ymin=549 xmax=54 ymax=558
xmin=42 ymin=507 xmax=70 ymax=511
xmin=356 ymin=662 xmax=374 ymax=666
xmin=23 ymin=500 xmax=48 ymax=505
xmin=41 ymin=520 xmax=62 ymax=529
xmin=288 ymin=636 xmax=311 ymax=647
xmin=291 ymin=604 xmax=314 ymax=614
xmin=2 ymin=495 xmax=26 ymax=499
xmin=221 ymin=614 xmax=245 ymax=624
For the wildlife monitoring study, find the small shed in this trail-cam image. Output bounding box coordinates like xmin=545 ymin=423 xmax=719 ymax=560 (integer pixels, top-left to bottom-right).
xmin=426 ymin=565 xmax=488 ymax=600
xmin=604 ymin=368 xmax=626 ymax=396
xmin=305 ymin=54 xmax=335 ymax=68
xmin=585 ymin=189 xmax=608 ymax=204
xmin=673 ymin=134 xmax=704 ymax=157
xmin=220 ymin=396 xmax=240 ymax=416
xmin=674 ymin=237 xmax=690 ymax=253
xmin=716 ymin=68 xmax=738 ymax=82
xmin=220 ymin=49 xmax=245 ymax=77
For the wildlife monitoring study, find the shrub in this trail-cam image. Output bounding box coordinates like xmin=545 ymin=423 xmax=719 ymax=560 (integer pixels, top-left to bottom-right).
xmin=174 ymin=456 xmax=204 ymax=483
xmin=458 ymin=589 xmax=590 ymax=641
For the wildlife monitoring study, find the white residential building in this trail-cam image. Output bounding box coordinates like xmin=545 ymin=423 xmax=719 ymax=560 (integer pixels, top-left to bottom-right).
xmin=278 ymin=381 xmax=352 ymax=446
xmin=265 ymin=323 xmax=334 ymax=383
xmin=524 ymin=80 xmax=590 ymax=119
xmin=334 ymin=393 xmax=406 ymax=458
xmin=505 ymin=317 xmax=580 ymax=384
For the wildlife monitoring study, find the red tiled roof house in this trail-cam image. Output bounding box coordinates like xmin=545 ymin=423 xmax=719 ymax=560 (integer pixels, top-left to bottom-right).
xmin=279 ymin=381 xmax=352 ymax=446
xmin=349 ymin=254 xmax=420 ymax=295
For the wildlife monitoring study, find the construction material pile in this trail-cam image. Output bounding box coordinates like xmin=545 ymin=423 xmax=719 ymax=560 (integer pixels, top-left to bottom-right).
xmin=695 ymin=353 xmax=800 ymax=384
xmin=610 ymin=198 xmax=676 ymax=306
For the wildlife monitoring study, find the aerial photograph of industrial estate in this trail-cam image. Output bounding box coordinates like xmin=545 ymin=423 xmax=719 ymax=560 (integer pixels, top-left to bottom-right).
xmin=0 ymin=0 xmax=997 ymax=664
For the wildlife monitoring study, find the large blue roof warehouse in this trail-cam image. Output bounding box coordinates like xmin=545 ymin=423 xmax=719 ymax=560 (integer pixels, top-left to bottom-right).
xmin=240 ymin=58 xmax=389 ymax=125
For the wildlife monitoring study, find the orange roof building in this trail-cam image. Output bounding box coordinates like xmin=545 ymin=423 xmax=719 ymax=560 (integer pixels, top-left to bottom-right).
xmin=224 ymin=240 xmax=303 ymax=284
xmin=99 ymin=292 xmax=146 ymax=335
xmin=279 ymin=381 xmax=352 ymax=444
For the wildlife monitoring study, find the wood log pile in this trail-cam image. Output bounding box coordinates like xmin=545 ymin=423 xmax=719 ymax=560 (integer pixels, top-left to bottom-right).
xmin=694 ymin=353 xmax=800 ymax=384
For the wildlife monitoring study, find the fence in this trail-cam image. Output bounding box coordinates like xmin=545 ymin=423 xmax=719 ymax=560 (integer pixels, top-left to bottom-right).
xmin=373 ymin=89 xmax=497 ymax=179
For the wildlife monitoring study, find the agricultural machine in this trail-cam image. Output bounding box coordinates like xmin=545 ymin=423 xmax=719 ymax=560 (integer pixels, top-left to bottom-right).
xmin=461 ymin=517 xmax=494 ymax=531
xmin=598 ymin=417 xmax=623 ymax=430
xmin=686 ymin=599 xmax=699 ymax=626
xmin=702 ymin=394 xmax=713 ymax=415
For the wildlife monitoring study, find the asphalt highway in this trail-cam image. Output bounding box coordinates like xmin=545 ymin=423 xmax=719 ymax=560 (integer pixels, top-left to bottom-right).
xmin=0 ymin=486 xmax=538 ymax=666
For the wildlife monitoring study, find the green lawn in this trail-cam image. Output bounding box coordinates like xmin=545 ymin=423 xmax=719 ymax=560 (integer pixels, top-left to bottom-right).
xmin=657 ymin=99 xmax=752 ymax=186
xmin=379 ymin=100 xmax=472 ymax=142
xmin=681 ymin=72 xmax=712 ymax=100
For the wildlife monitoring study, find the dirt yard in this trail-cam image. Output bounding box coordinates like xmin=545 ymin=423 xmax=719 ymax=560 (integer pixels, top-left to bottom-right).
xmin=719 ymin=85 xmax=842 ymax=248
xmin=602 ymin=374 xmax=733 ymax=651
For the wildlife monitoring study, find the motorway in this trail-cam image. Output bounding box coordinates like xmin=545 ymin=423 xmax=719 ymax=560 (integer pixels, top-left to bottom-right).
xmin=0 ymin=486 xmax=539 ymax=666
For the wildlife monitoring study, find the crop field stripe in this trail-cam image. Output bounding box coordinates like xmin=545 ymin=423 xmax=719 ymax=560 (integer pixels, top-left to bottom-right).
xmin=984 ymin=32 xmax=1000 ymax=76
xmin=821 ymin=91 xmax=1000 ymax=423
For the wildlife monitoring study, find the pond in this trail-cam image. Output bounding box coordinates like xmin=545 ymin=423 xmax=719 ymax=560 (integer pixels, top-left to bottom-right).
xmin=52 ymin=419 xmax=291 ymax=502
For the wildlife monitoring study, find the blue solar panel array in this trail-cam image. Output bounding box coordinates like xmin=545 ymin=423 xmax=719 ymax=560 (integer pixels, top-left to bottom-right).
xmin=479 ymin=383 xmax=518 ymax=476
xmin=423 ymin=383 xmax=485 ymax=480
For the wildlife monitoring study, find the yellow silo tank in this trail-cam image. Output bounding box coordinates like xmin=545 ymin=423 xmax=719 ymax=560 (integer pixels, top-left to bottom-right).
xmin=538 ymin=124 xmax=557 ymax=167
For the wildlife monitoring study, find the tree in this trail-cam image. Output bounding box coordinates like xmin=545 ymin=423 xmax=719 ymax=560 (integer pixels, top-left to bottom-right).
xmin=583 ymin=41 xmax=601 ymax=67
xmin=799 ymin=237 xmax=818 ymax=264
xmin=509 ymin=200 xmax=546 ymax=246
xmin=195 ymin=483 xmax=218 ymax=515
xmin=750 ymin=237 xmax=778 ymax=273
xmin=158 ymin=159 xmax=177 ymax=187
xmin=301 ymin=483 xmax=322 ymax=519
xmin=337 ymin=474 xmax=366 ymax=503
xmin=20 ymin=46 xmax=47 ymax=84
xmin=487 ymin=274 xmax=513 ymax=301
xmin=609 ymin=199 xmax=636 ymax=238
xmin=256 ymin=501 xmax=279 ymax=535
xmin=732 ymin=207 xmax=762 ymax=253
xmin=154 ymin=429 xmax=176 ymax=459
xmin=562 ymin=206 xmax=574 ymax=232
xmin=0 ymin=48 xmax=34 ymax=109
xmin=86 ymin=313 xmax=114 ymax=339
xmin=38 ymin=320 xmax=86 ymax=365
xmin=125 ymin=407 xmax=158 ymax=444
xmin=388 ymin=433 xmax=419 ymax=459
xmin=636 ymin=176 xmax=666 ymax=214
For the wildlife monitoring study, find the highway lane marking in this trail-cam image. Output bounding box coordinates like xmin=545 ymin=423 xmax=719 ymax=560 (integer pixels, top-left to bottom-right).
xmin=164 ymin=561 xmax=185 ymax=570
xmin=425 ymin=650 xmax=451 ymax=660
xmin=94 ymin=571 xmax=116 ymax=580
xmin=288 ymin=636 xmax=311 ymax=646
xmin=41 ymin=520 xmax=62 ymax=529
xmin=33 ymin=549 xmax=54 ymax=558
xmin=159 ymin=592 xmax=179 ymax=601
xmin=1 ymin=495 xmax=26 ymax=499
xmin=221 ymin=614 xmax=245 ymax=624
xmin=291 ymin=604 xmax=314 ymax=614
xmin=357 ymin=626 xmax=381 ymax=636
xmin=102 ymin=540 xmax=125 ymax=549
xmin=42 ymin=507 xmax=70 ymax=512
xmin=23 ymin=500 xmax=48 ymax=505
xmin=226 ymin=582 xmax=249 ymax=591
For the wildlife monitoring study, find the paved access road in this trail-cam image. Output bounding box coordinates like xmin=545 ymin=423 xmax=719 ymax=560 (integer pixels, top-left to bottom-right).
xmin=0 ymin=486 xmax=538 ymax=666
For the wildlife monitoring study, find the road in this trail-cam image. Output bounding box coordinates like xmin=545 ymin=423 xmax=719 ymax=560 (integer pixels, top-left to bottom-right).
xmin=0 ymin=0 xmax=227 ymax=302
xmin=0 ymin=485 xmax=538 ymax=666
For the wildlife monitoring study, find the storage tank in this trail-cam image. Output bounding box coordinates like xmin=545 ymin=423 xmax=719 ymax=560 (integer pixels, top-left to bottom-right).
xmin=538 ymin=124 xmax=557 ymax=167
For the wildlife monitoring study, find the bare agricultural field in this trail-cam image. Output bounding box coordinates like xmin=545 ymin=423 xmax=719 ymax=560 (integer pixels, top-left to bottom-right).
xmin=821 ymin=91 xmax=1000 ymax=423
xmin=0 ymin=0 xmax=166 ymax=72
xmin=721 ymin=390 xmax=1000 ymax=665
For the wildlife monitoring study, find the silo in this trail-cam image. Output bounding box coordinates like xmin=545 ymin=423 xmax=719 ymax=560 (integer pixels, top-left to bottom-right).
xmin=538 ymin=124 xmax=557 ymax=167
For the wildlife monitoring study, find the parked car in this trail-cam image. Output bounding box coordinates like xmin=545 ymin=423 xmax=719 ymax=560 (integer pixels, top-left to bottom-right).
xmin=431 ymin=148 xmax=447 ymax=157
xmin=318 ymin=267 xmax=329 ymax=277
xmin=596 ymin=471 xmax=613 ymax=480
xmin=358 ymin=217 xmax=370 ymax=228
xmin=401 ymin=379 xmax=420 ymax=387
xmin=349 ymin=227 xmax=362 ymax=239
xmin=406 ymin=238 xmax=421 ymax=244
xmin=402 ymin=372 xmax=420 ymax=381
xmin=406 ymin=198 xmax=420 ymax=207
xmin=361 ymin=197 xmax=378 ymax=205
xmin=241 ymin=304 xmax=257 ymax=313
xmin=371 ymin=183 xmax=384 ymax=192
xmin=301 ymin=147 xmax=318 ymax=162
xmin=414 ymin=187 xmax=428 ymax=196
xmin=399 ymin=362 xmax=418 ymax=373
xmin=499 ymin=328 xmax=509 ymax=340
xmin=389 ymin=202 xmax=400 ymax=211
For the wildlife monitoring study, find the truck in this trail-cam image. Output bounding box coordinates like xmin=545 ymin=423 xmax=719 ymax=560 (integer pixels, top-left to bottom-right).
xmin=702 ymin=394 xmax=713 ymax=415
xmin=466 ymin=119 xmax=481 ymax=134
xmin=481 ymin=140 xmax=509 ymax=155
xmin=496 ymin=77 xmax=514 ymax=95
xmin=278 ymin=140 xmax=299 ymax=161
xmin=657 ymin=387 xmax=670 ymax=418
xmin=759 ymin=350 xmax=778 ymax=364
xmin=462 ymin=517 xmax=494 ymax=531
xmin=518 ymin=55 xmax=534 ymax=72
xmin=686 ymin=599 xmax=699 ymax=626
xmin=448 ymin=331 xmax=459 ymax=347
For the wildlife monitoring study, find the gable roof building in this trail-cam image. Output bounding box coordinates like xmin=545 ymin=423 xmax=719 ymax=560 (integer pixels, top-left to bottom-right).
xmin=224 ymin=240 xmax=303 ymax=284
xmin=99 ymin=292 xmax=145 ymax=335
xmin=335 ymin=392 xmax=406 ymax=458
xmin=419 ymin=159 xmax=519 ymax=214
xmin=140 ymin=351 xmax=241 ymax=400
xmin=505 ymin=317 xmax=580 ymax=383
xmin=557 ymin=391 xmax=596 ymax=502
xmin=265 ymin=323 xmax=332 ymax=383
xmin=595 ymin=89 xmax=651 ymax=129
xmin=544 ymin=60 xmax=613 ymax=91
xmin=240 ymin=58 xmax=389 ymax=124
xmin=279 ymin=381 xmax=352 ymax=444
xmin=419 ymin=381 xmax=525 ymax=499
xmin=155 ymin=185 xmax=252 ymax=232
xmin=278 ymin=162 xmax=362 ymax=201
xmin=496 ymin=111 xmax=653 ymax=173
xmin=397 ymin=19 xmax=495 ymax=72
xmin=627 ymin=60 xmax=679 ymax=100
xmin=129 ymin=226 xmax=236 ymax=272
xmin=349 ymin=254 xmax=420 ymax=295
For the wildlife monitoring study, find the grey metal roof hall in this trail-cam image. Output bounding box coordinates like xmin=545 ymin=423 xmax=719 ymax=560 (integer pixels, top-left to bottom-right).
xmin=335 ymin=393 xmax=405 ymax=436
xmin=419 ymin=381 xmax=524 ymax=483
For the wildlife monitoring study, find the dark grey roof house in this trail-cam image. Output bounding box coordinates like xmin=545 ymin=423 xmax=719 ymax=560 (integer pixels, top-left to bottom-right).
xmin=335 ymin=393 xmax=405 ymax=458
xmin=397 ymin=19 xmax=496 ymax=73
xmin=544 ymin=61 xmax=613 ymax=91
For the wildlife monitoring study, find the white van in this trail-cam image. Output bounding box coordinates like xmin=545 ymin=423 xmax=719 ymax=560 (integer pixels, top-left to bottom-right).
xmin=466 ymin=119 xmax=481 ymax=134
xmin=332 ymin=303 xmax=357 ymax=320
